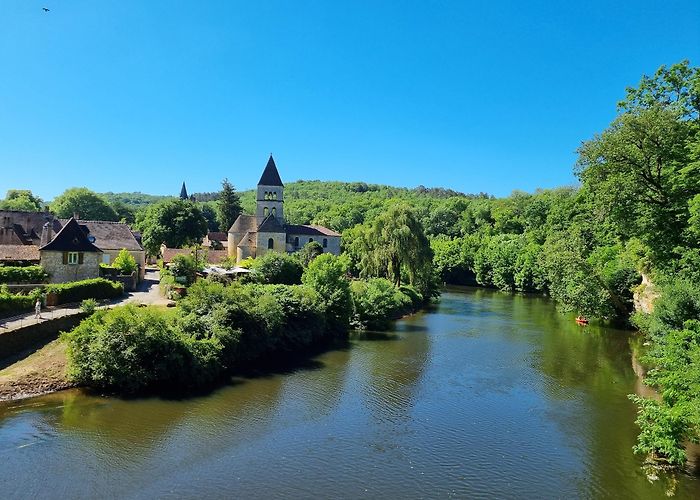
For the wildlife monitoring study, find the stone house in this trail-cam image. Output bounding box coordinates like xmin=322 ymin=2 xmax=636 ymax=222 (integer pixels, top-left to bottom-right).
xmin=228 ymin=156 xmax=341 ymax=262
xmin=60 ymin=219 xmax=146 ymax=282
xmin=39 ymin=218 xmax=102 ymax=283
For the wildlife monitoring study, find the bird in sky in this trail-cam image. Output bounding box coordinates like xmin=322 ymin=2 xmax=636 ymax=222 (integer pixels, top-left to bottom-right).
xmin=42 ymin=7 xmax=50 ymax=12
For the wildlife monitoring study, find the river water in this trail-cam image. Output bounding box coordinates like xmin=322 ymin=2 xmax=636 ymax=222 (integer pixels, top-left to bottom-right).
xmin=1 ymin=287 xmax=699 ymax=499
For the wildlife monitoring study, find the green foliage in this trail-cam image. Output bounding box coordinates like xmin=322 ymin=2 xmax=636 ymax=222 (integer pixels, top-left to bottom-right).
xmin=136 ymin=199 xmax=208 ymax=255
xmin=302 ymin=253 xmax=352 ymax=334
xmin=46 ymin=278 xmax=123 ymax=304
xmin=356 ymin=204 xmax=433 ymax=289
xmin=248 ymin=252 xmax=303 ymax=285
xmin=0 ymin=189 xmax=43 ymax=211
xmin=296 ymin=241 xmax=324 ymax=267
xmin=170 ymin=253 xmax=202 ymax=285
xmin=0 ymin=289 xmax=34 ymax=317
xmin=50 ymin=187 xmax=119 ymax=221
xmin=350 ymin=278 xmax=414 ymax=330
xmin=0 ymin=265 xmax=48 ymax=284
xmin=80 ymin=298 xmax=98 ymax=315
xmin=112 ymin=249 xmax=137 ymax=275
xmin=199 ymin=202 xmax=220 ymax=232
xmin=217 ymin=178 xmax=243 ymax=233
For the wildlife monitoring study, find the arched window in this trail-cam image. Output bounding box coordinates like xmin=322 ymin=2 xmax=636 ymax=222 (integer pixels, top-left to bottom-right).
xmin=268 ymin=238 xmax=274 ymax=249
xmin=309 ymin=238 xmax=313 ymax=243
xmin=294 ymin=236 xmax=299 ymax=247
xmin=272 ymin=192 xmax=277 ymax=200
xmin=272 ymin=207 xmax=277 ymax=216
xmin=323 ymin=238 xmax=328 ymax=248
xmin=263 ymin=207 xmax=269 ymax=217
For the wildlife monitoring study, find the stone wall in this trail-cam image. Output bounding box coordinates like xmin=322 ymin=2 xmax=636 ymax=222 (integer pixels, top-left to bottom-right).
xmin=286 ymin=233 xmax=341 ymax=256
xmin=255 ymin=232 xmax=287 ymax=258
xmin=41 ymin=251 xmax=101 ymax=284
xmin=0 ymin=313 xmax=86 ymax=362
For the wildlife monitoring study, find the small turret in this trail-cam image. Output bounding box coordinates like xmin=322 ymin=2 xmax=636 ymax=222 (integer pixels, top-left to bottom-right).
xmin=180 ymin=182 xmax=189 ymax=200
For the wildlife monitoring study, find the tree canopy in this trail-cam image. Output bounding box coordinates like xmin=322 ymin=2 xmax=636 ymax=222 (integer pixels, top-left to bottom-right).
xmin=136 ymin=199 xmax=208 ymax=255
xmin=51 ymin=187 xmax=119 ymax=221
xmin=0 ymin=190 xmax=43 ymax=211
xmin=217 ymin=178 xmax=243 ymax=232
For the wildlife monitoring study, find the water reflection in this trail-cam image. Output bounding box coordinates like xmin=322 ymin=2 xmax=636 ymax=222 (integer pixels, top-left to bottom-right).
xmin=1 ymin=288 xmax=700 ymax=498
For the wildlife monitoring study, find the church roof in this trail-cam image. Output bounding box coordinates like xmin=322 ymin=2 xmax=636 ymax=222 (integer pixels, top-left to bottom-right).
xmin=40 ymin=217 xmax=101 ymax=253
xmin=286 ymin=224 xmax=341 ymax=237
xmin=237 ymin=231 xmax=255 ymax=248
xmin=180 ymin=182 xmax=189 ymax=200
xmin=229 ymin=214 xmax=258 ymax=234
xmin=257 ymin=155 xmax=283 ymax=186
xmin=257 ymin=214 xmax=285 ymax=233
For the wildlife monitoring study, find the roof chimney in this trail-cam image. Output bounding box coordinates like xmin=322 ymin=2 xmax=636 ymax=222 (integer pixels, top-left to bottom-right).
xmin=73 ymin=212 xmax=80 ymax=220
xmin=40 ymin=222 xmax=53 ymax=247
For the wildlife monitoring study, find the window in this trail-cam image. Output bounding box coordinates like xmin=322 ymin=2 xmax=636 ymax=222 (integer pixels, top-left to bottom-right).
xmin=272 ymin=207 xmax=277 ymax=216
xmin=267 ymin=238 xmax=274 ymax=250
xmin=272 ymin=192 xmax=277 ymax=200
xmin=263 ymin=207 xmax=269 ymax=217
xmin=309 ymin=238 xmax=313 ymax=243
xmin=294 ymin=236 xmax=299 ymax=247
xmin=103 ymin=254 xmax=111 ymax=264
xmin=68 ymin=252 xmax=79 ymax=265
xmin=323 ymin=238 xmax=328 ymax=248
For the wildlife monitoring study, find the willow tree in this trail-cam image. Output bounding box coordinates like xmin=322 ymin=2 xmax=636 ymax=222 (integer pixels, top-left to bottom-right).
xmin=359 ymin=204 xmax=432 ymax=287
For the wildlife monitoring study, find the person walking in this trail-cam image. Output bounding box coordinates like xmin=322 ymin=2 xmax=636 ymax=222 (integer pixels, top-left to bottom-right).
xmin=34 ymin=298 xmax=42 ymax=319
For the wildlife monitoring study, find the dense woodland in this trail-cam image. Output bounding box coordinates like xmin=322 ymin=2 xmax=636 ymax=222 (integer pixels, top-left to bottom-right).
xmin=2 ymin=61 xmax=699 ymax=468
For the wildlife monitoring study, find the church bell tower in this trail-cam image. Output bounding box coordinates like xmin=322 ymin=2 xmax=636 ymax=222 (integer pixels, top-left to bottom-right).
xmin=256 ymin=155 xmax=284 ymax=222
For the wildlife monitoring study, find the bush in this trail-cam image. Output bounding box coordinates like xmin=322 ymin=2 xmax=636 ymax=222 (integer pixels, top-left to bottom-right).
xmin=170 ymin=254 xmax=201 ymax=285
xmin=0 ymin=265 xmax=48 ymax=284
xmin=351 ymin=278 xmax=413 ymax=330
xmin=112 ymin=249 xmax=137 ymax=275
xmin=248 ymin=252 xmax=303 ymax=285
xmin=0 ymin=290 xmax=34 ymax=317
xmin=46 ymin=278 xmax=123 ymax=304
xmin=80 ymin=298 xmax=98 ymax=315
xmin=302 ymin=254 xmax=352 ymax=334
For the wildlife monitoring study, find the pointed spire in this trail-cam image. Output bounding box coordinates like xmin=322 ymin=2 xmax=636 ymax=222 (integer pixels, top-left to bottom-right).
xmin=180 ymin=182 xmax=189 ymax=200
xmin=257 ymin=155 xmax=283 ymax=186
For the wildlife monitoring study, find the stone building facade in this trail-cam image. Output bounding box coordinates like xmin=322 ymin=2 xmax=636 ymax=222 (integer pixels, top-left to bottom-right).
xmin=39 ymin=218 xmax=103 ymax=283
xmin=228 ymin=156 xmax=341 ymax=262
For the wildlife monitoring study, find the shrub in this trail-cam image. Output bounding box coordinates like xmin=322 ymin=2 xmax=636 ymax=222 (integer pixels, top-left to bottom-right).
xmin=170 ymin=254 xmax=201 ymax=285
xmin=351 ymin=278 xmax=413 ymax=330
xmin=249 ymin=252 xmax=303 ymax=285
xmin=46 ymin=278 xmax=123 ymax=304
xmin=112 ymin=249 xmax=137 ymax=275
xmin=302 ymin=254 xmax=352 ymax=334
xmin=80 ymin=298 xmax=98 ymax=315
xmin=0 ymin=291 xmax=34 ymax=317
xmin=0 ymin=265 xmax=48 ymax=284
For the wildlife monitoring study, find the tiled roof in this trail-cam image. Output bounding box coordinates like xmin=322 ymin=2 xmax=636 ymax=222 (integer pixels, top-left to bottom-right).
xmin=161 ymin=247 xmax=229 ymax=264
xmin=286 ymin=224 xmax=341 ymax=237
xmin=258 ymin=155 xmax=283 ymax=186
xmin=161 ymin=247 xmax=193 ymax=263
xmin=40 ymin=218 xmax=102 ymax=253
xmin=207 ymin=231 xmax=228 ymax=242
xmin=205 ymin=249 xmax=228 ymax=264
xmin=237 ymin=231 xmax=255 ymax=248
xmin=0 ymin=244 xmax=40 ymax=262
xmin=229 ymin=214 xmax=258 ymax=234
xmin=257 ymin=214 xmax=285 ymax=233
xmin=59 ymin=219 xmax=143 ymax=251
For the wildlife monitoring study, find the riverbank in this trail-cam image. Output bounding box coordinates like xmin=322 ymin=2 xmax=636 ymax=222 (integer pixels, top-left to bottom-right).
xmin=0 ymin=339 xmax=73 ymax=401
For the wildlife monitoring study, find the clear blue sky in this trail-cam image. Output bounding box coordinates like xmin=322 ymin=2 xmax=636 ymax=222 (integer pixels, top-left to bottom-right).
xmin=1 ymin=1 xmax=698 ymax=200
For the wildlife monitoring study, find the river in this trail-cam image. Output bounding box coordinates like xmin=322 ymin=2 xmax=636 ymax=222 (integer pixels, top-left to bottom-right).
xmin=1 ymin=287 xmax=699 ymax=498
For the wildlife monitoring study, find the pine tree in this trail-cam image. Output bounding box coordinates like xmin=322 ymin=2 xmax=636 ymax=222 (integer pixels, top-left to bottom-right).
xmin=217 ymin=178 xmax=242 ymax=232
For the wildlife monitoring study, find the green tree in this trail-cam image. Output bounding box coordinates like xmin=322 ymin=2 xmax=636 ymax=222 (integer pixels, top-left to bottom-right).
xmin=112 ymin=249 xmax=137 ymax=275
xmin=136 ymin=199 xmax=208 ymax=255
xmin=249 ymin=252 xmax=304 ymax=285
xmin=359 ymin=204 xmax=433 ymax=287
xmin=200 ymin=202 xmax=220 ymax=232
xmin=217 ymin=178 xmax=243 ymax=232
xmin=301 ymin=253 xmax=351 ymax=333
xmin=296 ymin=241 xmax=324 ymax=267
xmin=51 ymin=187 xmax=119 ymax=221
xmin=0 ymin=189 xmax=43 ymax=211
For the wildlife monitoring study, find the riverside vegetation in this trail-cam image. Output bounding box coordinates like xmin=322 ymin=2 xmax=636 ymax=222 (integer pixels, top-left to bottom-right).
xmin=4 ymin=61 xmax=698 ymax=470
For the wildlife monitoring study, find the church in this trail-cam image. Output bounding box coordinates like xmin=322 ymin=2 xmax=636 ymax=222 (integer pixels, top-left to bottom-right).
xmin=227 ymin=156 xmax=341 ymax=262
